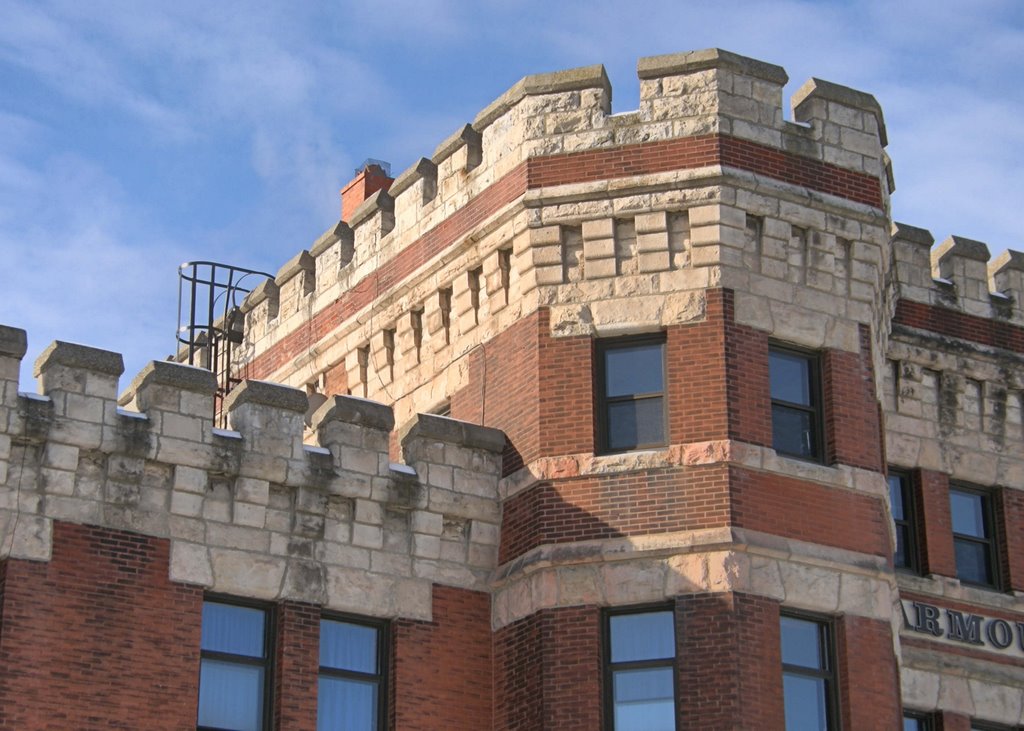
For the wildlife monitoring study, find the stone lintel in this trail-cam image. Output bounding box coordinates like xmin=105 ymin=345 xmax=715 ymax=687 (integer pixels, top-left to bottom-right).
xmin=0 ymin=325 xmax=28 ymax=360
xmin=402 ymin=413 xmax=506 ymax=454
xmin=348 ymin=189 xmax=395 ymax=229
xmin=311 ymin=394 xmax=395 ymax=432
xmin=390 ymin=157 xmax=438 ymax=197
xmin=121 ymin=360 xmax=218 ymax=405
xmin=474 ymin=64 xmax=611 ymax=130
xmin=310 ymin=220 xmax=353 ymax=258
xmin=637 ymin=48 xmax=788 ymax=85
xmin=934 ymin=235 xmax=991 ymax=264
xmin=275 ymin=250 xmax=315 ymax=286
xmin=223 ymin=379 xmax=307 ymax=414
xmin=792 ymin=77 xmax=888 ymax=146
xmin=891 ymin=222 xmax=935 ymax=248
xmin=34 ymin=341 xmax=124 ymax=378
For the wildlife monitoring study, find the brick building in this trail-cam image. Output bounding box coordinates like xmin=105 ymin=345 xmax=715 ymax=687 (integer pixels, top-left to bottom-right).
xmin=1 ymin=48 xmax=1023 ymax=729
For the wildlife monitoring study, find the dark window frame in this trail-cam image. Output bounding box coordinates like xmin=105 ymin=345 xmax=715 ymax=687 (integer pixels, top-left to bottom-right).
xmin=198 ymin=595 xmax=274 ymax=731
xmin=769 ymin=343 xmax=825 ymax=463
xmin=603 ymin=603 xmax=678 ymax=731
xmin=780 ymin=611 xmax=840 ymax=731
xmin=888 ymin=469 xmax=921 ymax=573
xmin=903 ymin=711 xmax=933 ymax=730
xmin=949 ymin=483 xmax=1000 ymax=590
xmin=595 ymin=334 xmax=668 ymax=455
xmin=318 ymin=612 xmax=389 ymax=731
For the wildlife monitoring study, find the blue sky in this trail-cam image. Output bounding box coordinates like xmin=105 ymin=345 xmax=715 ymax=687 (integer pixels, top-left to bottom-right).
xmin=1 ymin=0 xmax=1022 ymax=388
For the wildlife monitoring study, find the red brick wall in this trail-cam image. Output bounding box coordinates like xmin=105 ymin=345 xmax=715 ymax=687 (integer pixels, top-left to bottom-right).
xmin=499 ymin=465 xmax=732 ymax=564
xmin=501 ymin=463 xmax=891 ymax=564
xmin=675 ymin=592 xmax=784 ymax=730
xmin=837 ymin=614 xmax=901 ymax=730
xmin=894 ymin=299 xmax=1024 ymax=353
xmin=493 ymin=605 xmax=602 ymax=731
xmin=391 ymin=585 xmax=492 ymax=731
xmin=0 ymin=522 xmax=202 ymax=730
xmin=937 ymin=711 xmax=972 ymax=731
xmin=274 ymin=602 xmax=319 ymax=731
xmin=997 ymin=487 xmax=1024 ymax=592
xmin=667 ymin=289 xmax=773 ymax=447
xmin=824 ymin=325 xmax=884 ymax=471
xmin=731 ymin=466 xmax=891 ymax=557
xmin=451 ymin=312 xmax=542 ymax=475
xmin=918 ymin=469 xmax=957 ymax=578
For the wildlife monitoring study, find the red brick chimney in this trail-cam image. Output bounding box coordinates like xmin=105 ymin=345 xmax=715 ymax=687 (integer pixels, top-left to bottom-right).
xmin=340 ymin=161 xmax=394 ymax=223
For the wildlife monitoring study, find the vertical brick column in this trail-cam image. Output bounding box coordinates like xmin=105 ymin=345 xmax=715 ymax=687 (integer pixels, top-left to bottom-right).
xmin=494 ymin=605 xmax=602 ymax=731
xmin=675 ymin=592 xmax=784 ymax=730
xmin=274 ymin=602 xmax=319 ymax=731
xmin=937 ymin=711 xmax=972 ymax=731
xmin=836 ymin=615 xmax=901 ymax=730
xmin=917 ymin=469 xmax=956 ymax=578
xmin=824 ymin=325 xmax=884 ymax=471
xmin=997 ymin=487 xmax=1024 ymax=592
xmin=391 ymin=586 xmax=493 ymax=731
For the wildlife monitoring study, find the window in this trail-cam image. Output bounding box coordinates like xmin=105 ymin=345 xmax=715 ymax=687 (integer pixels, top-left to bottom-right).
xmin=888 ymin=471 xmax=919 ymax=572
xmin=949 ymin=485 xmax=997 ymax=588
xmin=903 ymin=713 xmax=932 ymax=730
xmin=319 ymin=616 xmax=386 ymax=731
xmin=198 ymin=600 xmax=271 ymax=731
xmin=605 ymin=608 xmax=676 ymax=731
xmin=769 ymin=346 xmax=823 ymax=460
xmin=781 ymin=614 xmax=837 ymax=731
xmin=596 ymin=336 xmax=667 ymax=453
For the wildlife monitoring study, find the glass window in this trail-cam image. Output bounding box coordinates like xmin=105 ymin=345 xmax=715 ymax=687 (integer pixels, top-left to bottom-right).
xmin=889 ymin=471 xmax=919 ymax=572
xmin=949 ymin=486 xmax=997 ymax=588
xmin=605 ymin=608 xmax=676 ymax=731
xmin=904 ymin=712 xmax=932 ymax=730
xmin=198 ymin=601 xmax=270 ymax=731
xmin=769 ymin=347 xmax=822 ymax=461
xmin=781 ymin=615 xmax=836 ymax=731
xmin=596 ymin=336 xmax=667 ymax=453
xmin=318 ymin=617 xmax=386 ymax=731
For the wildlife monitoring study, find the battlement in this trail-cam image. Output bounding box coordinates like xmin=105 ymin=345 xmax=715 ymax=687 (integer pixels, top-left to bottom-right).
xmin=890 ymin=222 xmax=1024 ymax=324
xmin=0 ymin=323 xmax=504 ymax=620
xmin=230 ymin=49 xmax=896 ymax=428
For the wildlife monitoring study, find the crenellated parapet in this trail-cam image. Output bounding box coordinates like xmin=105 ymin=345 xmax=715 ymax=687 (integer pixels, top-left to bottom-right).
xmin=232 ymin=48 xmax=896 ymax=432
xmin=0 ymin=323 xmax=504 ymax=621
xmin=890 ymin=222 xmax=1024 ymax=323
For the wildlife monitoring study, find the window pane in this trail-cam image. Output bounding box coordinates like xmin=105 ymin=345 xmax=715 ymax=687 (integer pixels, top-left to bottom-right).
xmin=201 ymin=602 xmax=265 ymax=657
xmin=605 ymin=344 xmax=664 ymax=397
xmin=904 ymin=717 xmax=927 ymax=731
xmin=783 ymin=673 xmax=828 ymax=731
xmin=888 ymin=475 xmax=905 ymax=520
xmin=613 ymin=667 xmax=675 ymax=731
xmin=320 ymin=620 xmax=378 ymax=673
xmin=895 ymin=524 xmax=910 ymax=569
xmin=318 ymin=676 xmax=377 ymax=731
xmin=781 ymin=616 xmax=823 ymax=669
xmin=198 ymin=658 xmax=264 ymax=731
xmin=771 ymin=405 xmax=816 ymax=458
xmin=770 ymin=350 xmax=812 ymax=405
xmin=608 ymin=398 xmax=665 ymax=451
xmin=610 ymin=611 xmax=675 ymax=662
xmin=950 ymin=491 xmax=987 ymax=538
xmin=954 ymin=538 xmax=992 ymax=585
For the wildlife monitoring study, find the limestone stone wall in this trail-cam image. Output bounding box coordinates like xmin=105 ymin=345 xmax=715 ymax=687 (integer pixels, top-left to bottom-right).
xmin=0 ymin=324 xmax=504 ymax=622
xmin=232 ymin=49 xmax=894 ymax=438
